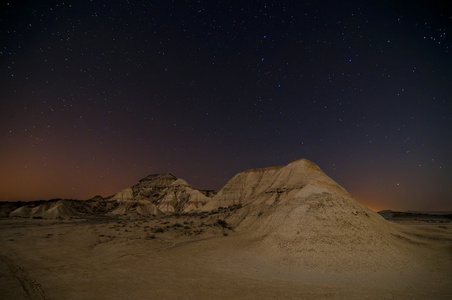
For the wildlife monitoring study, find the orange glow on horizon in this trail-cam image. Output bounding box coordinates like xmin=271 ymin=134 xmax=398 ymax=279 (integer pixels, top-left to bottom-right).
xmin=352 ymin=195 xmax=391 ymax=212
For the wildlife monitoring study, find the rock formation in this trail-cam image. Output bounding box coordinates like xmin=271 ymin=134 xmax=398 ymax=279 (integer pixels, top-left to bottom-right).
xmin=9 ymin=206 xmax=32 ymax=218
xmin=203 ymin=158 xmax=349 ymax=211
xmin=9 ymin=200 xmax=92 ymax=219
xmin=110 ymin=173 xmax=213 ymax=215
xmin=8 ymin=173 xmax=214 ymax=219
xmin=7 ymin=158 xmax=410 ymax=270
xmin=203 ymin=158 xmax=414 ymax=270
xmin=5 ymin=158 xmax=451 ymax=276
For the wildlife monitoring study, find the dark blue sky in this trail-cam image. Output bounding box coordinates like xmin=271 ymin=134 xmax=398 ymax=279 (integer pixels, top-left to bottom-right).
xmin=1 ymin=1 xmax=451 ymax=211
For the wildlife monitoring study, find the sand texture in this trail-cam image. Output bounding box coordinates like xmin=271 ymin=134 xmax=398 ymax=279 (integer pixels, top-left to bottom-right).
xmin=1 ymin=158 xmax=451 ymax=299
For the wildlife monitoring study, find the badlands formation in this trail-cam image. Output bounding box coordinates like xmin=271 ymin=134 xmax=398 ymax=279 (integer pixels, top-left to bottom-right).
xmin=1 ymin=159 xmax=451 ymax=299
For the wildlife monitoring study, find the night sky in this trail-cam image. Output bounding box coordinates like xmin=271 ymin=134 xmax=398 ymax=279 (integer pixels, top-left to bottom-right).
xmin=1 ymin=1 xmax=451 ymax=211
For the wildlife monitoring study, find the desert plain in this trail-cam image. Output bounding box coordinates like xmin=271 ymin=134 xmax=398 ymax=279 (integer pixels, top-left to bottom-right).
xmin=1 ymin=159 xmax=451 ymax=299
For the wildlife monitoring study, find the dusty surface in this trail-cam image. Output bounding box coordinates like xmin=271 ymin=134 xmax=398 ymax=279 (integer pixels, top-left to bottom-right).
xmin=2 ymin=159 xmax=451 ymax=299
xmin=1 ymin=215 xmax=451 ymax=300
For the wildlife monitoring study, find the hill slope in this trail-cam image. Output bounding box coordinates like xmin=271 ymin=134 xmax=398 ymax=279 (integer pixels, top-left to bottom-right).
xmin=110 ymin=173 xmax=213 ymax=215
xmin=204 ymin=159 xmax=428 ymax=270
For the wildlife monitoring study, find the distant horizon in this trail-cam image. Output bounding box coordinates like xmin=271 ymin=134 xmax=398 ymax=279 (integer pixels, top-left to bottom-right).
xmin=1 ymin=182 xmax=451 ymax=214
xmin=3 ymin=195 xmax=452 ymax=214
xmin=1 ymin=158 xmax=451 ymax=212
xmin=1 ymin=168 xmax=450 ymax=212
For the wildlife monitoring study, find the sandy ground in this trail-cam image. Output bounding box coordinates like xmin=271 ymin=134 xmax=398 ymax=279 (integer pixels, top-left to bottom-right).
xmin=1 ymin=216 xmax=451 ymax=299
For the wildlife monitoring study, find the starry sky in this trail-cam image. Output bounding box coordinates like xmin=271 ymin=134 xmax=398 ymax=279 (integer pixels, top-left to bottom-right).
xmin=1 ymin=1 xmax=451 ymax=211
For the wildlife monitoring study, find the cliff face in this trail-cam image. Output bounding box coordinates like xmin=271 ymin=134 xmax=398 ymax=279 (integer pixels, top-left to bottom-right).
xmin=111 ymin=173 xmax=213 ymax=215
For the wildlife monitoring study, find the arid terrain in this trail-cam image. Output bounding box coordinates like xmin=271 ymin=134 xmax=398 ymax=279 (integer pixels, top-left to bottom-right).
xmin=1 ymin=159 xmax=451 ymax=299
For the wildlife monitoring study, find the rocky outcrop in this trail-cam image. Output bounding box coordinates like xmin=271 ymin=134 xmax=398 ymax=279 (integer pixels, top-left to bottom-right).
xmin=201 ymin=158 xmax=411 ymax=270
xmin=7 ymin=173 xmax=213 ymax=219
xmin=10 ymin=206 xmax=32 ymax=218
xmin=9 ymin=200 xmax=92 ymax=219
xmin=111 ymin=201 xmax=163 ymax=217
xmin=203 ymin=158 xmax=349 ymax=212
xmin=5 ymin=158 xmax=441 ymax=271
xmin=111 ymin=173 xmax=213 ymax=215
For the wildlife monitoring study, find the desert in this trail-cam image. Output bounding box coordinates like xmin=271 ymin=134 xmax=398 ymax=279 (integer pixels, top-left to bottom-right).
xmin=1 ymin=159 xmax=451 ymax=299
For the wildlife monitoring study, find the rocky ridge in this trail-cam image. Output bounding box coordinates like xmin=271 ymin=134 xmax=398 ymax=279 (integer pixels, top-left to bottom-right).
xmin=7 ymin=173 xmax=215 ymax=219
xmin=5 ymin=158 xmax=448 ymax=270
xmin=2 ymin=158 xmax=451 ymax=295
xmin=110 ymin=173 xmax=213 ymax=215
